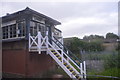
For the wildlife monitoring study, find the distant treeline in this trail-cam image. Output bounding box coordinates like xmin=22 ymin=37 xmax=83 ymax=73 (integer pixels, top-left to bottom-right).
xmin=83 ymin=32 xmax=119 ymax=41
xmin=64 ymin=32 xmax=119 ymax=54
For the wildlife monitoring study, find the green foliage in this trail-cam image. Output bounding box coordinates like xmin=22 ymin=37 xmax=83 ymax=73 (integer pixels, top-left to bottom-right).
xmin=104 ymin=53 xmax=119 ymax=69
xmin=64 ymin=37 xmax=105 ymax=55
xmin=106 ymin=33 xmax=119 ymax=39
xmin=98 ymin=68 xmax=120 ymax=77
xmin=88 ymin=68 xmax=120 ymax=77
xmin=83 ymin=35 xmax=104 ymax=40
xmin=116 ymin=42 xmax=120 ymax=51
xmin=82 ymin=52 xmax=111 ymax=60
xmin=86 ymin=51 xmax=120 ymax=77
xmin=69 ymin=37 xmax=80 ymax=54
xmin=86 ymin=41 xmax=104 ymax=52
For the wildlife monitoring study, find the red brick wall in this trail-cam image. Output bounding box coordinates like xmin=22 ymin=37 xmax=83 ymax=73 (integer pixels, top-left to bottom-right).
xmin=2 ymin=41 xmax=56 ymax=78
xmin=27 ymin=52 xmax=56 ymax=77
xmin=2 ymin=50 xmax=26 ymax=76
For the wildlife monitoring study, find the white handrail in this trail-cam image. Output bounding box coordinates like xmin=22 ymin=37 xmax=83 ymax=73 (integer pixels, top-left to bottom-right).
xmin=51 ymin=37 xmax=80 ymax=70
xmin=83 ymin=61 xmax=86 ymax=78
xmin=29 ymin=33 xmax=31 ymax=51
xmin=38 ymin=32 xmax=41 ymax=54
xmin=48 ymin=42 xmax=63 ymax=58
xmin=29 ymin=31 xmax=86 ymax=79
xmin=63 ymin=52 xmax=80 ymax=70
xmin=47 ymin=48 xmax=76 ymax=78
xmin=47 ymin=42 xmax=80 ymax=78
xmin=47 ymin=41 xmax=81 ymax=77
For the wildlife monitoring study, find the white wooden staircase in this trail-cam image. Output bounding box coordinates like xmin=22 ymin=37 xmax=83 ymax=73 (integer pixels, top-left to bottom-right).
xmin=29 ymin=31 xmax=86 ymax=79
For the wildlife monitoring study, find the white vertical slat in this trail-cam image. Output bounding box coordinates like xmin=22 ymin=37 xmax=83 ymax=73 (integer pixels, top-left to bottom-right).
xmin=80 ymin=63 xmax=83 ymax=78
xmin=38 ymin=32 xmax=41 ymax=54
xmin=61 ymin=49 xmax=63 ymax=64
xmin=46 ymin=31 xmax=49 ymax=54
xmin=52 ymin=32 xmax=55 ymax=48
xmin=48 ymin=49 xmax=76 ymax=78
xmin=83 ymin=61 xmax=86 ymax=78
xmin=29 ymin=33 xmax=31 ymax=51
xmin=66 ymin=51 xmax=69 ymax=62
xmin=28 ymin=31 xmax=87 ymax=79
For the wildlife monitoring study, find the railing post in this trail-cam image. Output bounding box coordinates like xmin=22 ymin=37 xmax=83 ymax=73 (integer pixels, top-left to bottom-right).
xmin=46 ymin=31 xmax=49 ymax=54
xmin=29 ymin=33 xmax=31 ymax=51
xmin=61 ymin=49 xmax=63 ymax=64
xmin=61 ymin=37 xmax=64 ymax=49
xmin=80 ymin=63 xmax=83 ymax=78
xmin=52 ymin=32 xmax=55 ymax=48
xmin=83 ymin=61 xmax=86 ymax=78
xmin=67 ymin=51 xmax=69 ymax=62
xmin=38 ymin=32 xmax=41 ymax=54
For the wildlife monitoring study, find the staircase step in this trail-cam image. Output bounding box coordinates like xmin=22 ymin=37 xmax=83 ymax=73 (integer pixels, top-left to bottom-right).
xmin=53 ymin=52 xmax=57 ymax=54
xmin=59 ymin=59 xmax=62 ymax=62
xmin=49 ymin=46 xmax=82 ymax=79
xmin=66 ymin=65 xmax=70 ymax=68
xmin=69 ymin=68 xmax=73 ymax=71
xmin=72 ymin=72 xmax=76 ymax=75
xmin=70 ymin=69 xmax=73 ymax=72
xmin=74 ymin=74 xmax=77 ymax=77
xmin=58 ymin=58 xmax=62 ymax=61
xmin=76 ymin=76 xmax=81 ymax=79
xmin=71 ymin=70 xmax=75 ymax=73
xmin=57 ymin=56 xmax=61 ymax=59
xmin=64 ymin=62 xmax=67 ymax=65
xmin=67 ymin=66 xmax=71 ymax=69
xmin=51 ymin=49 xmax=55 ymax=51
xmin=55 ymin=54 xmax=59 ymax=57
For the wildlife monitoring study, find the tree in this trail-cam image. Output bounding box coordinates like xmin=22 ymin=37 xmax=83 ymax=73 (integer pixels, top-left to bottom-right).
xmin=69 ymin=37 xmax=80 ymax=54
xmin=83 ymin=35 xmax=104 ymax=42
xmin=64 ymin=37 xmax=104 ymax=53
xmin=106 ymin=33 xmax=119 ymax=39
xmin=88 ymin=41 xmax=104 ymax=52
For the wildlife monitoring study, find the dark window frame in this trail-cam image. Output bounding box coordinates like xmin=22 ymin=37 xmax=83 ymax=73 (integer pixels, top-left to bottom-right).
xmin=2 ymin=20 xmax=26 ymax=40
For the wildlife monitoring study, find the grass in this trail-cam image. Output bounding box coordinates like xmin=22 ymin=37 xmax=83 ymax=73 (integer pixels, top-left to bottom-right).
xmin=87 ymin=68 xmax=120 ymax=78
xmin=98 ymin=68 xmax=120 ymax=77
xmin=41 ymin=66 xmax=69 ymax=78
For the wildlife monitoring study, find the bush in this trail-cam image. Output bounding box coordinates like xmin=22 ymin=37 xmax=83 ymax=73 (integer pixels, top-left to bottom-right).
xmin=104 ymin=52 xmax=119 ymax=69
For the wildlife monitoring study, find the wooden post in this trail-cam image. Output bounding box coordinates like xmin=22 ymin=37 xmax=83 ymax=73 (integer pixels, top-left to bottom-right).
xmin=46 ymin=31 xmax=49 ymax=54
xmin=61 ymin=37 xmax=64 ymax=49
xmin=29 ymin=33 xmax=31 ymax=51
xmin=80 ymin=63 xmax=83 ymax=78
xmin=52 ymin=32 xmax=55 ymax=47
xmin=61 ymin=49 xmax=63 ymax=64
xmin=25 ymin=16 xmax=30 ymax=40
xmin=83 ymin=61 xmax=86 ymax=78
xmin=38 ymin=31 xmax=41 ymax=54
xmin=67 ymin=51 xmax=69 ymax=62
xmin=61 ymin=36 xmax=63 ymax=44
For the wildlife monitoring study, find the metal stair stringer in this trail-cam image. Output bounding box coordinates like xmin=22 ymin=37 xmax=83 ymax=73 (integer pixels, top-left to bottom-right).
xmin=47 ymin=48 xmax=76 ymax=78
xmin=29 ymin=31 xmax=86 ymax=79
xmin=47 ymin=41 xmax=82 ymax=79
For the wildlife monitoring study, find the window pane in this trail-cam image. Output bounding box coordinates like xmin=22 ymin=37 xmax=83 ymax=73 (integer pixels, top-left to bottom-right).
xmin=18 ymin=21 xmax=25 ymax=37
xmin=13 ymin=24 xmax=16 ymax=37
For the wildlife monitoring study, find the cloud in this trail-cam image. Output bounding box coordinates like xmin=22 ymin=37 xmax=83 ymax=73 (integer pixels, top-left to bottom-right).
xmin=1 ymin=0 xmax=119 ymax=2
xmin=0 ymin=2 xmax=118 ymax=38
xmin=57 ymin=11 xmax=118 ymax=38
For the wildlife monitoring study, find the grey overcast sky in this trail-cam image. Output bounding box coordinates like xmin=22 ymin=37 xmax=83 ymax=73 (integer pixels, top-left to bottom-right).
xmin=0 ymin=0 xmax=119 ymax=38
